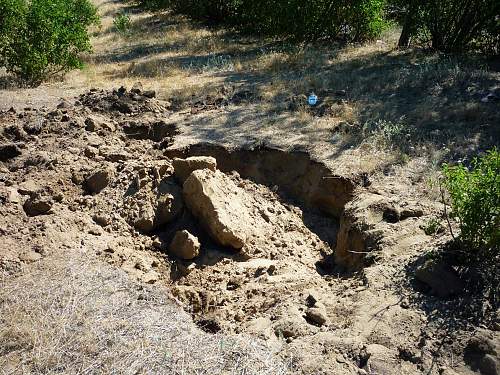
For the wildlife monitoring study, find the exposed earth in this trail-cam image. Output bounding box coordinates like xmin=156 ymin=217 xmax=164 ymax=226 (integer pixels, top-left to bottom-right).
xmin=0 ymin=86 xmax=498 ymax=374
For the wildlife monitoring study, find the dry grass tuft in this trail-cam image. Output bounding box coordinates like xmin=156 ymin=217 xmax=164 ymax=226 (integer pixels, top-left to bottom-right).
xmin=0 ymin=253 xmax=288 ymax=374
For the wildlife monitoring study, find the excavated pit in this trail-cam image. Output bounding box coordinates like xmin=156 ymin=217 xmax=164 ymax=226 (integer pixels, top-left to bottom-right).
xmin=139 ymin=144 xmax=374 ymax=336
xmin=0 ymin=87 xmax=378 ymax=351
xmin=164 ymin=142 xmax=358 ymax=218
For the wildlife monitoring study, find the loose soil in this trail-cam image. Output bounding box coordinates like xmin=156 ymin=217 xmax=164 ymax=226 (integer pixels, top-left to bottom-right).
xmin=1 ymin=87 xmax=498 ymax=375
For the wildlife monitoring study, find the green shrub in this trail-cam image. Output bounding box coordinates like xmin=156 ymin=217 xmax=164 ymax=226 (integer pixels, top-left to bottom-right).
xmin=0 ymin=0 xmax=99 ymax=85
xmin=113 ymin=12 xmax=132 ymax=36
xmin=138 ymin=0 xmax=388 ymax=42
xmin=394 ymin=0 xmax=500 ymax=52
xmin=442 ymin=149 xmax=499 ymax=253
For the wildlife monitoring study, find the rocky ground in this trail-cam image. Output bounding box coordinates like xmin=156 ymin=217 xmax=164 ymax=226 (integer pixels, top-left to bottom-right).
xmin=0 ymin=85 xmax=498 ymax=374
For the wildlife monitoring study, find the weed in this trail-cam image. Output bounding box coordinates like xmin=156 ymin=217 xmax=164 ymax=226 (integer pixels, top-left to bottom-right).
xmin=113 ymin=13 xmax=132 ymax=36
xmin=422 ymin=217 xmax=443 ymax=235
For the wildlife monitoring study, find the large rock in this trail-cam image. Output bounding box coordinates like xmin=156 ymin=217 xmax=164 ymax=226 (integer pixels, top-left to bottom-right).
xmin=84 ymin=167 xmax=114 ymax=193
xmin=169 ymin=230 xmax=200 ymax=260
xmin=415 ymin=259 xmax=465 ymax=298
xmin=173 ymin=156 xmax=217 ymax=183
xmin=183 ymin=169 xmax=249 ymax=249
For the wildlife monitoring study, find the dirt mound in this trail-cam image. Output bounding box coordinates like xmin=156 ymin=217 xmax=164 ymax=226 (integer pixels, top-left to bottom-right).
xmin=77 ymin=86 xmax=165 ymax=114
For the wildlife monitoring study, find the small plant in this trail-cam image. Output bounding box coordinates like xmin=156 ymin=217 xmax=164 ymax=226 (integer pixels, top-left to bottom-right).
xmin=362 ymin=117 xmax=412 ymax=151
xmin=442 ymin=148 xmax=499 ymax=254
xmin=113 ymin=12 xmax=132 ymax=36
xmin=422 ymin=217 xmax=443 ymax=235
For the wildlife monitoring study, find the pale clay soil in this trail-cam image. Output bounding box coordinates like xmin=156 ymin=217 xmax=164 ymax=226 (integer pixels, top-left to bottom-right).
xmin=1 ymin=1 xmax=499 ymax=375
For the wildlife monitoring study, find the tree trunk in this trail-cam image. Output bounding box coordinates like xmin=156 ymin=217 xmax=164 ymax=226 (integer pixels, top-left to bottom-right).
xmin=398 ymin=2 xmax=417 ymax=49
xmin=398 ymin=21 xmax=412 ymax=49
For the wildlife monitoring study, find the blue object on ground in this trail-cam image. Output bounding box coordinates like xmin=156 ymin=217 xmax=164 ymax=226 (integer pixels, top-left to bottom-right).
xmin=308 ymin=93 xmax=318 ymax=106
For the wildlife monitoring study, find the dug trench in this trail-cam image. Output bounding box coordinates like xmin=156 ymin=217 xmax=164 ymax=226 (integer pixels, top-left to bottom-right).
xmin=2 ymin=87 xmax=496 ymax=375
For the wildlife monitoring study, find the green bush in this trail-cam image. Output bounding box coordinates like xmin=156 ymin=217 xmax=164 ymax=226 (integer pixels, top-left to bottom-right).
xmin=0 ymin=0 xmax=99 ymax=85
xmin=442 ymin=149 xmax=499 ymax=253
xmin=394 ymin=0 xmax=500 ymax=52
xmin=138 ymin=0 xmax=388 ymax=42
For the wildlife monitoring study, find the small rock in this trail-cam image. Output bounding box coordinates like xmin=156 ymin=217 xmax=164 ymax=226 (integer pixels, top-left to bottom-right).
xmin=5 ymin=187 xmax=21 ymax=203
xmin=133 ymin=203 xmax=156 ymax=233
xmin=306 ymin=291 xmax=321 ymax=307
xmin=169 ymin=230 xmax=201 ymax=260
xmin=85 ymin=117 xmax=97 ymax=131
xmin=23 ymin=193 xmax=53 ymax=216
xmin=84 ymin=167 xmax=114 ymax=193
xmin=306 ymin=306 xmax=329 ymax=326
xmin=172 ymin=156 xmax=217 ymax=183
xmin=93 ymin=214 xmax=111 ymax=227
xmin=155 ymin=180 xmax=183 ymax=227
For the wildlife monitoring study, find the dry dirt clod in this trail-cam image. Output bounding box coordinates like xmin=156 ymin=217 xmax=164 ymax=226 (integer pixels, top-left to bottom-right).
xmin=0 ymin=142 xmax=23 ymax=161
xmin=172 ymin=156 xmax=217 ymax=183
xmin=84 ymin=166 xmax=114 ymax=194
xmin=169 ymin=230 xmax=201 ymax=260
xmin=17 ymin=180 xmax=41 ymax=195
xmin=183 ymin=169 xmax=249 ymax=249
xmin=93 ymin=214 xmax=111 ymax=227
xmin=361 ymin=344 xmax=400 ymax=375
xmin=23 ymin=193 xmax=53 ymax=216
xmin=306 ymin=306 xmax=329 ymax=326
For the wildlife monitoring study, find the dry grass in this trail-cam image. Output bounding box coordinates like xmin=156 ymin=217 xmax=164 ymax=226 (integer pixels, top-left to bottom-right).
xmin=0 ymin=0 xmax=498 ymax=171
xmin=0 ymin=253 xmax=288 ymax=374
